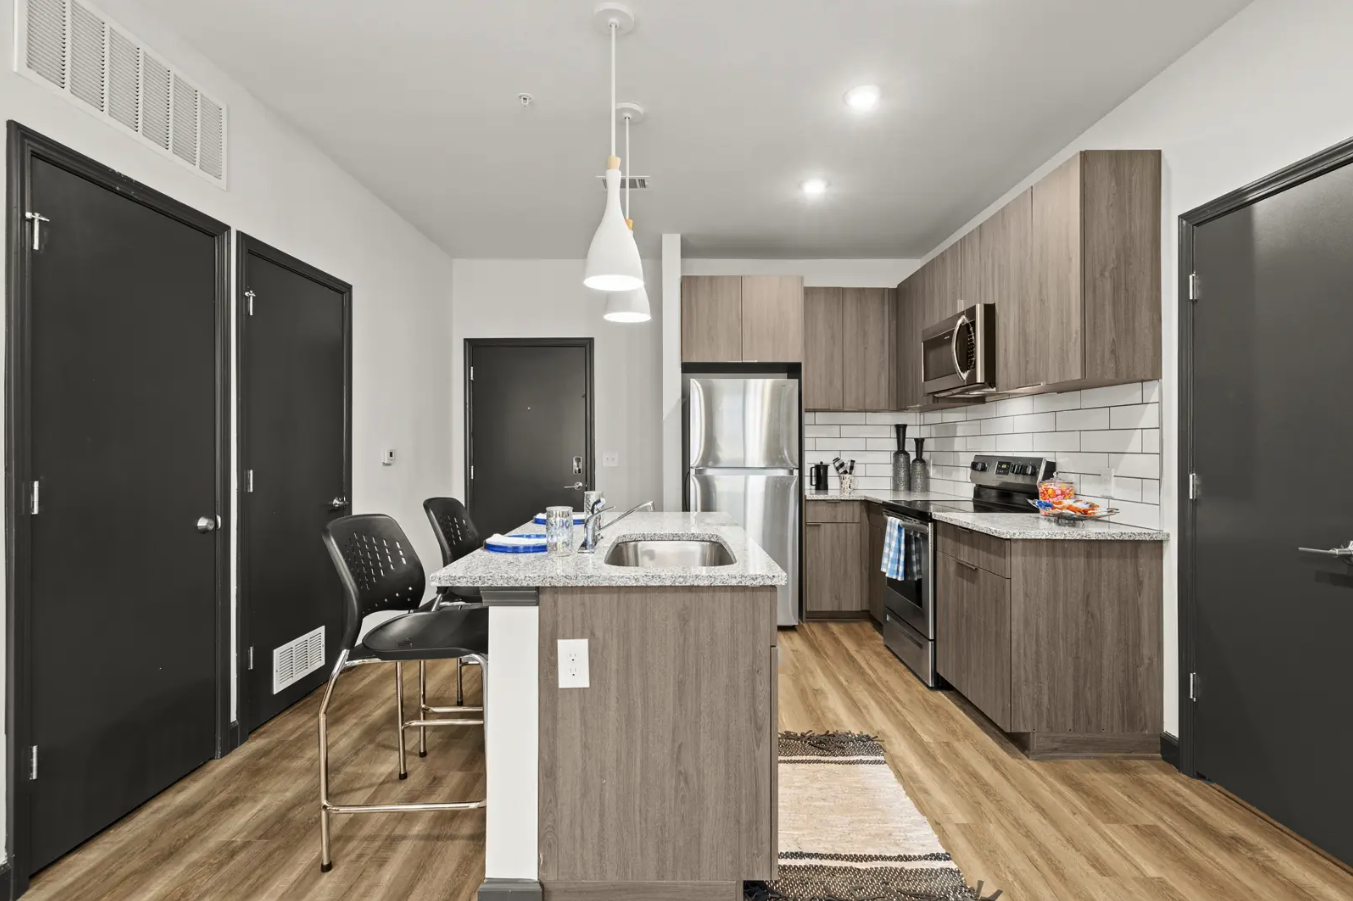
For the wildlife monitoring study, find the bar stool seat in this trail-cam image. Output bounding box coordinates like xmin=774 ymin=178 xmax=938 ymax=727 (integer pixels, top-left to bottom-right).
xmin=353 ymin=606 xmax=488 ymax=662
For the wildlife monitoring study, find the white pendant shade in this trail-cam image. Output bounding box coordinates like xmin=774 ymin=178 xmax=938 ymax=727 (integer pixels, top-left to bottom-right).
xmin=584 ymin=167 xmax=644 ymax=292
xmin=603 ymin=284 xmax=651 ymax=322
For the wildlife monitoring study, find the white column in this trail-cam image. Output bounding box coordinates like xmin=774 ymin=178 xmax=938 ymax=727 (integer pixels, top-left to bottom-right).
xmin=661 ymin=233 xmax=683 ymax=511
xmin=483 ymin=604 xmax=539 ymax=880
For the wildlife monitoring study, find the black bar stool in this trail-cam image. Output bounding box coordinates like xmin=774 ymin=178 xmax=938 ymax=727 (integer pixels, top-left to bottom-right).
xmin=318 ymin=513 xmax=488 ymax=872
xmin=420 ymin=497 xmax=484 ymax=756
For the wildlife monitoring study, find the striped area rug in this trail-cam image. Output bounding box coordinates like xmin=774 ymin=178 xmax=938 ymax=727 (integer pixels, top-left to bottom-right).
xmin=746 ymin=732 xmax=989 ymax=901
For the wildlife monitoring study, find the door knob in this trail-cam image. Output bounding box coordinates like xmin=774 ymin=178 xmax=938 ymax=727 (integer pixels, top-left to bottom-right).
xmin=196 ymin=516 xmax=217 ymax=533
xmin=331 ymin=496 xmax=349 ymax=510
xmin=564 ymin=482 xmax=585 ymax=491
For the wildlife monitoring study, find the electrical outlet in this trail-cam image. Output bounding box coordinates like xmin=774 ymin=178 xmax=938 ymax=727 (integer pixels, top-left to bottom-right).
xmin=558 ymin=638 xmax=590 ymax=688
xmin=602 ymin=451 xmax=620 ymax=468
xmin=1100 ymin=465 xmax=1116 ymax=497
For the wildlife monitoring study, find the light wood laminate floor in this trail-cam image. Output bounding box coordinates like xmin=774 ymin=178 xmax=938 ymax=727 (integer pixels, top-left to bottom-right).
xmin=27 ymin=623 xmax=1353 ymax=901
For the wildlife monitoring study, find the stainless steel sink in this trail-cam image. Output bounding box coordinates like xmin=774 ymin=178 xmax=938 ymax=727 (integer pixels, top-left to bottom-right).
xmin=604 ymin=539 xmax=735 ymax=568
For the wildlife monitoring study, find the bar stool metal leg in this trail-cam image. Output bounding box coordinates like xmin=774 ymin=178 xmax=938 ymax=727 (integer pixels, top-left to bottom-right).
xmin=396 ymin=661 xmax=408 ymax=779
xmin=418 ymin=661 xmax=428 ymax=758
xmin=317 ymin=649 xmax=350 ymax=873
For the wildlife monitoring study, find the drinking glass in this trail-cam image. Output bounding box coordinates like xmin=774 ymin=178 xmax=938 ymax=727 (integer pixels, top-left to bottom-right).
xmin=545 ymin=506 xmax=575 ymax=556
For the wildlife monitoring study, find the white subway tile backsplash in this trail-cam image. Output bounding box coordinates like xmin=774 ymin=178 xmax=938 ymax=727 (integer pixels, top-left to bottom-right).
xmin=1108 ymin=453 xmax=1160 ymax=479
xmin=805 ymin=380 xmax=1163 ymax=528
xmin=866 ymin=411 xmax=918 ymax=425
xmin=1081 ymin=430 xmax=1143 ymax=453
xmin=1057 ymin=408 xmax=1110 ymax=431
xmin=1010 ymin=412 xmax=1057 ymax=433
xmin=1033 ymin=391 xmax=1082 ymax=413
xmin=997 ymin=433 xmax=1034 ymax=452
xmin=1080 ymin=383 xmax=1143 ymax=408
xmin=1032 ymin=432 xmax=1080 ymax=453
xmin=996 ymin=397 xmax=1035 ymax=417
xmin=1110 ymin=403 xmax=1160 ymax=430
xmin=981 ymin=417 xmax=1015 ymax=435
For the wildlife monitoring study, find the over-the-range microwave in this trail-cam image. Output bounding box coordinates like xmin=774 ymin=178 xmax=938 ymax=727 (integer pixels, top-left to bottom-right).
xmin=921 ymin=303 xmax=997 ymax=398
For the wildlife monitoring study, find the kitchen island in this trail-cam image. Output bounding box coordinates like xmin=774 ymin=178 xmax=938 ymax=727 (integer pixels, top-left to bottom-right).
xmin=431 ymin=512 xmax=785 ymax=901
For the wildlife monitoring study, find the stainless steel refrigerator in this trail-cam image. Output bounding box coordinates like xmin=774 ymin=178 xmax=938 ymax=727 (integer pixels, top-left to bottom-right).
xmin=685 ymin=376 xmax=801 ymax=626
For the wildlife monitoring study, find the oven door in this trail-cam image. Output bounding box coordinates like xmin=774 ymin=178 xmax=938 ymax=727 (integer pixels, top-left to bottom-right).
xmin=881 ymin=512 xmax=933 ymax=639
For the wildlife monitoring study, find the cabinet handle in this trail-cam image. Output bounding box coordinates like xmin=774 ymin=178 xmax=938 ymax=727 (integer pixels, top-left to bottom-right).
xmin=955 ymin=558 xmax=979 ymax=571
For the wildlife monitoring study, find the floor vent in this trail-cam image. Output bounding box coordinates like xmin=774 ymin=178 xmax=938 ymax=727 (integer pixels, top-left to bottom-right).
xmin=273 ymin=626 xmax=325 ymax=694
xmin=14 ymin=0 xmax=228 ymax=187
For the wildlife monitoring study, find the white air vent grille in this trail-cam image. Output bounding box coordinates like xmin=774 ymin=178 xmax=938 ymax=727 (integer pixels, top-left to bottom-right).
xmin=596 ymin=174 xmax=651 ymax=190
xmin=15 ymin=0 xmax=228 ymax=187
xmin=273 ymin=626 xmax=326 ymax=694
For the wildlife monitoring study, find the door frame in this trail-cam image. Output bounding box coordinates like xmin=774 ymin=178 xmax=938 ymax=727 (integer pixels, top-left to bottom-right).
xmin=463 ymin=338 xmax=595 ymax=519
xmin=234 ymin=233 xmax=352 ymax=741
xmin=1177 ymin=133 xmax=1353 ymax=778
xmin=4 ymin=122 xmax=231 ymax=890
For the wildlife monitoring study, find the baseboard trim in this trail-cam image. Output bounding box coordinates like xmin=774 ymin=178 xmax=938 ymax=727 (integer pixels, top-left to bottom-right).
xmin=479 ymin=878 xmax=543 ymax=899
xmin=1160 ymin=732 xmax=1180 ymax=770
xmin=1013 ymin=731 xmax=1161 ymax=760
xmin=543 ymin=881 xmax=739 ymax=901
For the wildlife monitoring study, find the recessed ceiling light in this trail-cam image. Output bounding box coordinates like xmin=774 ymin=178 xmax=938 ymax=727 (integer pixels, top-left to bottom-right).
xmin=801 ymin=178 xmax=828 ymax=197
xmin=844 ymin=84 xmax=881 ymax=113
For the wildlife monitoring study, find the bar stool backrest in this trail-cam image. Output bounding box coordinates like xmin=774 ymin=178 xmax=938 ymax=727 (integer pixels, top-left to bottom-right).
xmin=422 ymin=497 xmax=481 ymax=567
xmin=322 ymin=514 xmax=426 ymax=652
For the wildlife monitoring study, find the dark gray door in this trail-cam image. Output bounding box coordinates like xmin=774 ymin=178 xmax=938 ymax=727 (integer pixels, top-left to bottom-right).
xmin=240 ymin=238 xmax=351 ymax=732
xmin=1191 ymin=159 xmax=1353 ymax=865
xmin=466 ymin=340 xmax=592 ymax=537
xmin=25 ymin=154 xmax=223 ymax=871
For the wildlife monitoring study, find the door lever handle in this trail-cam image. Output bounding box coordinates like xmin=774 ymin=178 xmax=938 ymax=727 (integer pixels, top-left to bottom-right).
xmin=1298 ymin=542 xmax=1353 ymax=565
xmin=564 ymin=482 xmax=586 ymax=490
xmin=330 ymin=496 xmax=349 ymax=510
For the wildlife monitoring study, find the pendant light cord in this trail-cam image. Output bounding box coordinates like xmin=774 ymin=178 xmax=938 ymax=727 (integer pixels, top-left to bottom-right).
xmin=625 ymin=115 xmax=631 ymax=220
xmin=609 ymin=22 xmax=617 ymax=158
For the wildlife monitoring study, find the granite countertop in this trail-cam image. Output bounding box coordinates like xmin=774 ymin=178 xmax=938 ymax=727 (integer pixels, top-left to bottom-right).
xmin=429 ymin=511 xmax=787 ymax=589
xmin=804 ymin=488 xmax=967 ymax=505
xmin=933 ymin=511 xmax=1168 ymax=541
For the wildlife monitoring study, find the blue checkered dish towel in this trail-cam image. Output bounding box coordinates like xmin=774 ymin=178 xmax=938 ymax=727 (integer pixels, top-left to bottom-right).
xmin=882 ymin=516 xmax=907 ymax=580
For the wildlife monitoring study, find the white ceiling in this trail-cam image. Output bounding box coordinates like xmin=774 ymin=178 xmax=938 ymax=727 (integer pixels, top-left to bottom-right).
xmin=138 ymin=0 xmax=1251 ymax=259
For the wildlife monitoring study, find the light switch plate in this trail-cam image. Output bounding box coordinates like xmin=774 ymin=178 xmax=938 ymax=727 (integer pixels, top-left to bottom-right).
xmin=558 ymin=638 xmax=590 ymax=688
xmin=602 ymin=451 xmax=620 ymax=468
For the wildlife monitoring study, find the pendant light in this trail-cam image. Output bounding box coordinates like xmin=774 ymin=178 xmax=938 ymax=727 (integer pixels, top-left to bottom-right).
xmin=583 ymin=5 xmax=644 ymax=292
xmin=605 ymin=105 xmax=651 ymax=323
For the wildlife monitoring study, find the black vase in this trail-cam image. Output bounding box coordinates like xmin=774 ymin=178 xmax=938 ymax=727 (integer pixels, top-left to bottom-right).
xmin=910 ymin=437 xmax=929 ymax=492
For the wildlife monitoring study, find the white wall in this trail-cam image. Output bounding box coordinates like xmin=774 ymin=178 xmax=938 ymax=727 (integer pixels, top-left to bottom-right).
xmin=912 ymin=0 xmax=1353 ymax=736
xmin=448 ymin=260 xmax=664 ymax=514
xmin=0 ymin=0 xmax=457 ymax=863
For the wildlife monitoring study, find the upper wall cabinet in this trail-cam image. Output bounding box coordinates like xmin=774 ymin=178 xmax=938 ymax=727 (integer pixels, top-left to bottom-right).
xmin=893 ymin=149 xmax=1161 ymax=403
xmin=894 ymin=281 xmax=923 ymax=409
xmin=803 ymin=287 xmax=893 ymax=411
xmin=681 ymin=276 xmax=804 ymax=364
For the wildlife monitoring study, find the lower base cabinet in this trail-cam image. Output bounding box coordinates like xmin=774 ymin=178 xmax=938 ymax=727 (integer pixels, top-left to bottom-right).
xmin=936 ymin=524 xmax=1163 ymax=759
xmin=804 ymin=520 xmax=866 ymax=618
xmin=866 ymin=505 xmax=886 ymax=624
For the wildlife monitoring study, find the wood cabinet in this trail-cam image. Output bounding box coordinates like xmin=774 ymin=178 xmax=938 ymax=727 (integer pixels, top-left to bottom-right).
xmin=894 ymin=281 xmax=923 ymax=409
xmin=803 ymin=288 xmax=844 ymax=410
xmin=891 ymin=149 xmax=1161 ymax=401
xmin=866 ymin=504 xmax=887 ymax=624
xmin=804 ymin=520 xmax=866 ymax=618
xmin=680 ymin=275 xmax=804 ymax=363
xmin=742 ymin=276 xmax=804 ymax=362
xmin=935 ymin=523 xmax=1163 ymax=758
xmin=681 ymin=276 xmax=742 ymax=362
xmin=841 ymin=288 xmax=893 ymax=411
xmin=937 ymin=551 xmax=1012 ymax=730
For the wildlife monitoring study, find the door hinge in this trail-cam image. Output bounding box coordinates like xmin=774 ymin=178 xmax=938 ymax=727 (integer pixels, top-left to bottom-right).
xmin=247 ymin=647 xmax=254 ymax=671
xmin=469 ymin=366 xmax=474 ymax=381
xmin=1189 ymin=672 xmax=1198 ymax=701
xmin=245 ymin=289 xmax=255 ymax=315
xmin=1188 ymin=472 xmax=1200 ymax=500
xmin=246 ymin=469 xmax=254 ymax=493
xmin=1188 ymin=272 xmax=1200 ymax=301
xmin=470 ymin=465 xmax=474 ymax=480
xmin=25 ymin=211 xmax=50 ymax=250
xmin=30 ymin=480 xmax=39 ymax=515
xmin=29 ymin=745 xmax=38 ymax=780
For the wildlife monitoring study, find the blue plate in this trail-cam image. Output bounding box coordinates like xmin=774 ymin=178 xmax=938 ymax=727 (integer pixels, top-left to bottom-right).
xmin=533 ymin=513 xmax=586 ymax=525
xmin=485 ymin=533 xmax=548 ymax=554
